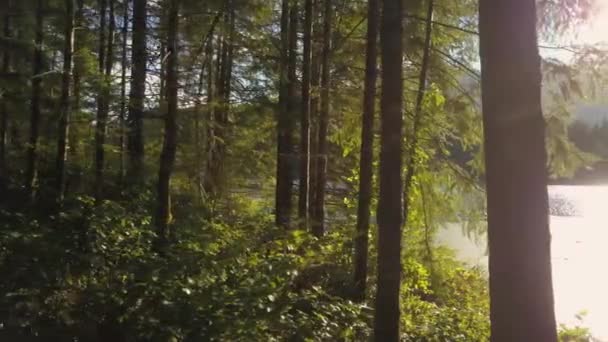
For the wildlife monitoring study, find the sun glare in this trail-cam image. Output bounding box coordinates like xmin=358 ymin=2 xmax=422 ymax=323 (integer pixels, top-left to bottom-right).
xmin=577 ymin=1 xmax=608 ymax=44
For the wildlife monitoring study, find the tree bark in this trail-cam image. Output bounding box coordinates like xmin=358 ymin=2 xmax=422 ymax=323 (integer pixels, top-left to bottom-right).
xmin=25 ymin=0 xmax=45 ymax=199
xmin=298 ymin=0 xmax=313 ymax=228
xmin=275 ymin=0 xmax=294 ymax=228
xmin=312 ymin=0 xmax=331 ymax=237
xmin=70 ymin=0 xmax=84 ymax=163
xmin=55 ymin=0 xmax=75 ymax=202
xmin=156 ymin=0 xmax=179 ymax=247
xmin=353 ymin=0 xmax=379 ymax=302
xmin=204 ymin=34 xmax=215 ymax=197
xmin=402 ymin=0 xmax=433 ymax=228
xmin=94 ymin=0 xmax=108 ymax=201
xmin=0 ymin=3 xmax=11 ymax=181
xmin=118 ymin=0 xmax=129 ymax=184
xmin=207 ymin=5 xmax=235 ymax=197
xmin=308 ymin=9 xmax=322 ymax=219
xmin=127 ymin=0 xmax=147 ymax=183
xmin=479 ymin=0 xmax=558 ymax=340
xmin=373 ymin=0 xmax=404 ymax=340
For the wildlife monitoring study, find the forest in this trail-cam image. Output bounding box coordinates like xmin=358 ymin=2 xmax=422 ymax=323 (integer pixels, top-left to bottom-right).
xmin=0 ymin=0 xmax=603 ymax=341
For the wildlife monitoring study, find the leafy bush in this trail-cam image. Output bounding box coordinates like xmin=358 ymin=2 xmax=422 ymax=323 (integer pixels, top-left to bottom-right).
xmin=0 ymin=196 xmax=491 ymax=341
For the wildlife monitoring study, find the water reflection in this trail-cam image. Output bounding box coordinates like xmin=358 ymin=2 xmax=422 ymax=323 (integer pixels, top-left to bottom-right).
xmin=438 ymin=185 xmax=608 ymax=340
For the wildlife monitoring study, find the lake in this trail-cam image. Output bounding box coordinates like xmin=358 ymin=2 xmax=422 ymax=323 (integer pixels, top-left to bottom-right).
xmin=438 ymin=185 xmax=608 ymax=340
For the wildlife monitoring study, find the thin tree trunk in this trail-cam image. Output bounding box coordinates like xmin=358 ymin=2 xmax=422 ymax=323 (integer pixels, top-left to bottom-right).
xmin=156 ymin=0 xmax=179 ymax=247
xmin=73 ymin=0 xmax=84 ymax=113
xmin=204 ymin=35 xmax=215 ymax=196
xmin=0 ymin=3 xmax=11 ymax=181
xmin=94 ymin=0 xmax=108 ymax=201
xmin=479 ymin=0 xmax=558 ymax=340
xmin=119 ymin=0 xmax=129 ymax=184
xmin=127 ymin=0 xmax=147 ymax=183
xmin=195 ymin=54 xmax=205 ymax=200
xmin=275 ymin=0 xmax=294 ymax=227
xmin=56 ymin=0 xmax=75 ymax=202
xmin=308 ymin=10 xmax=322 ymax=219
xmin=402 ymin=0 xmax=433 ymax=226
xmin=353 ymin=0 xmax=379 ymax=302
xmin=298 ymin=0 xmax=313 ymax=228
xmin=70 ymin=0 xmax=84 ymax=164
xmin=312 ymin=0 xmax=331 ymax=237
xmin=207 ymin=5 xmax=234 ymax=197
xmin=373 ymin=0 xmax=404 ymax=339
xmin=25 ymin=0 xmax=45 ymax=199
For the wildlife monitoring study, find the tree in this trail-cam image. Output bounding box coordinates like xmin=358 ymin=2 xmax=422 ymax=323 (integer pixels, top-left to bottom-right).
xmin=311 ymin=0 xmax=331 ymax=237
xmin=118 ymin=0 xmax=130 ymax=183
xmin=353 ymin=0 xmax=379 ymax=302
xmin=25 ymin=0 xmax=44 ymax=199
xmin=298 ymin=0 xmax=313 ymax=228
xmin=275 ymin=0 xmax=295 ymax=228
xmin=0 ymin=3 xmax=11 ymax=181
xmin=206 ymin=3 xmax=235 ymax=197
xmin=156 ymin=0 xmax=179 ymax=247
xmin=373 ymin=0 xmax=404 ymax=340
xmin=55 ymin=0 xmax=75 ymax=202
xmin=479 ymin=0 xmax=558 ymax=340
xmin=127 ymin=0 xmax=147 ymax=183
xmin=403 ymin=0 xmax=433 ymax=229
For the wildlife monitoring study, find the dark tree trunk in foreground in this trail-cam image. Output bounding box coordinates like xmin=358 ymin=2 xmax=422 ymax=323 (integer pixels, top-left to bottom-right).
xmin=275 ymin=0 xmax=294 ymax=228
xmin=0 ymin=5 xmax=11 ymax=181
xmin=127 ymin=0 xmax=147 ymax=183
xmin=312 ymin=0 xmax=331 ymax=237
xmin=25 ymin=0 xmax=45 ymax=199
xmin=56 ymin=0 xmax=75 ymax=202
xmin=353 ymin=0 xmax=379 ymax=302
xmin=298 ymin=0 xmax=313 ymax=228
xmin=373 ymin=0 xmax=404 ymax=340
xmin=479 ymin=0 xmax=558 ymax=341
xmin=156 ymin=0 xmax=179 ymax=246
xmin=402 ymin=0 xmax=433 ymax=227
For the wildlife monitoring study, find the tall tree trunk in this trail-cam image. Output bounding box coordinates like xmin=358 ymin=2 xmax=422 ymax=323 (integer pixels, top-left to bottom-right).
xmin=118 ymin=0 xmax=129 ymax=184
xmin=204 ymin=35 xmax=215 ymax=197
xmin=402 ymin=0 xmax=433 ymax=228
xmin=70 ymin=0 xmax=84 ymax=164
xmin=308 ymin=10 xmax=322 ymax=219
xmin=275 ymin=0 xmax=294 ymax=227
xmin=56 ymin=0 xmax=75 ymax=202
xmin=373 ymin=0 xmax=404 ymax=339
xmin=298 ymin=0 xmax=313 ymax=227
xmin=156 ymin=0 xmax=179 ymax=247
xmin=194 ymin=52 xmax=205 ymax=200
xmin=312 ymin=0 xmax=331 ymax=237
xmin=353 ymin=0 xmax=379 ymax=302
xmin=0 ymin=3 xmax=11 ymax=181
xmin=479 ymin=0 xmax=558 ymax=340
xmin=94 ymin=0 xmax=108 ymax=200
xmin=25 ymin=0 xmax=45 ymax=199
xmin=207 ymin=5 xmax=235 ymax=197
xmin=127 ymin=0 xmax=147 ymax=183
xmin=73 ymin=0 xmax=84 ymax=113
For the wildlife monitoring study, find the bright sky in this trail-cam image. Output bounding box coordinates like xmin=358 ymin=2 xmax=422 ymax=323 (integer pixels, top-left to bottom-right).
xmin=577 ymin=1 xmax=608 ymax=45
xmin=539 ymin=1 xmax=608 ymax=61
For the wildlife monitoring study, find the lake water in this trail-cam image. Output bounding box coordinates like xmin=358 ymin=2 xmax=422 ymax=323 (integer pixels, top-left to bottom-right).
xmin=438 ymin=185 xmax=608 ymax=340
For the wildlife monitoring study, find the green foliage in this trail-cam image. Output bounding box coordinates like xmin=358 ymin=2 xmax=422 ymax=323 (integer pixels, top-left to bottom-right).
xmin=558 ymin=312 xmax=593 ymax=342
xmin=0 ymin=192 xmax=492 ymax=341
